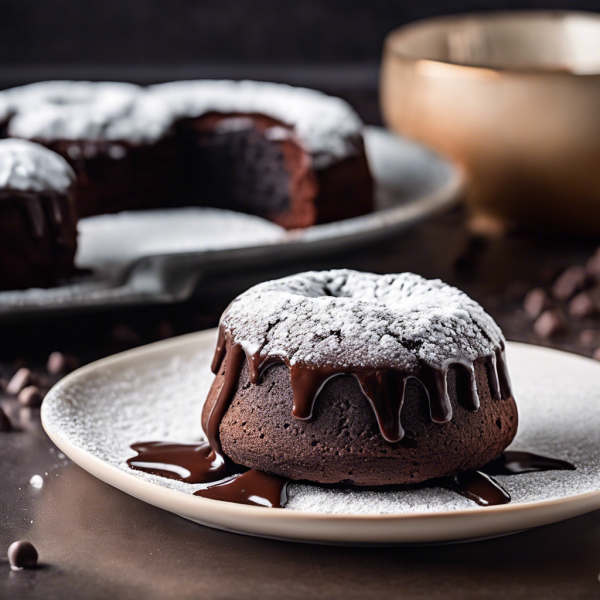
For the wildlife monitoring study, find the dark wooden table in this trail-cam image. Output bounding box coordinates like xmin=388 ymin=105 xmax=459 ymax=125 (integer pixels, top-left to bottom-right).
xmin=2 ymin=207 xmax=600 ymax=599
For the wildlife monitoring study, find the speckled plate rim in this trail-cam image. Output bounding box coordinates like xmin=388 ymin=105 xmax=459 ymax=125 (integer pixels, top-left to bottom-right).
xmin=41 ymin=331 xmax=600 ymax=545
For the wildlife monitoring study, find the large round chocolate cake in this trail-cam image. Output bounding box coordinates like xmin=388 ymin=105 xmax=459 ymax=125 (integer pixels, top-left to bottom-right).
xmin=203 ymin=270 xmax=518 ymax=486
xmin=0 ymin=139 xmax=77 ymax=291
xmin=0 ymin=80 xmax=373 ymax=290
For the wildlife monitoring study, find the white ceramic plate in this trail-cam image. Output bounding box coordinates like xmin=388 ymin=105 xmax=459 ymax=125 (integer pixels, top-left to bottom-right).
xmin=42 ymin=332 xmax=600 ymax=545
xmin=0 ymin=127 xmax=463 ymax=318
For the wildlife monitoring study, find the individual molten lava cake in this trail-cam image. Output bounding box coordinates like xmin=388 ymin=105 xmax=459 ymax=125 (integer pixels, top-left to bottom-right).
xmin=203 ymin=270 xmax=519 ymax=486
xmin=0 ymin=139 xmax=77 ymax=290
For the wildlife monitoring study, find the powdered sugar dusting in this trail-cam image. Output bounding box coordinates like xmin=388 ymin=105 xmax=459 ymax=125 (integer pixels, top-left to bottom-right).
xmin=5 ymin=81 xmax=149 ymax=142
xmin=222 ymin=270 xmax=505 ymax=370
xmin=2 ymin=80 xmax=364 ymax=164
xmin=0 ymin=139 xmax=75 ymax=193
xmin=41 ymin=336 xmax=600 ymax=516
xmin=76 ymin=208 xmax=285 ymax=271
xmin=148 ymin=80 xmax=363 ymax=168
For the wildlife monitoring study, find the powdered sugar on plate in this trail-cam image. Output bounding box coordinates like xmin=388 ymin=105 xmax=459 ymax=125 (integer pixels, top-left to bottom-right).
xmin=41 ymin=336 xmax=600 ymax=516
xmin=222 ymin=270 xmax=505 ymax=370
xmin=76 ymin=208 xmax=285 ymax=272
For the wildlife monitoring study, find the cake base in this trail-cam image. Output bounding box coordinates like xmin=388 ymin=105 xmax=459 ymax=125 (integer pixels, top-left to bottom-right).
xmin=203 ymin=356 xmax=518 ymax=486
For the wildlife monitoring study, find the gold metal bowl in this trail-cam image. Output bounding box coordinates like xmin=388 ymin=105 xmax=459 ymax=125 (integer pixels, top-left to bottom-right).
xmin=381 ymin=11 xmax=600 ymax=234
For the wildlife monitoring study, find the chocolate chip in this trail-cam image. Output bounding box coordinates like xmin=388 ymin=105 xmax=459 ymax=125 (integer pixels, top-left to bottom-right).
xmin=6 ymin=368 xmax=33 ymax=396
xmin=533 ymin=309 xmax=567 ymax=339
xmin=579 ymin=329 xmax=600 ymax=348
xmin=7 ymin=540 xmax=38 ymax=570
xmin=0 ymin=378 xmax=6 ymax=392
xmin=523 ymin=288 xmax=553 ymax=319
xmin=18 ymin=386 xmax=44 ymax=408
xmin=0 ymin=406 xmax=12 ymax=431
xmin=551 ymin=265 xmax=588 ymax=300
xmin=110 ymin=323 xmax=141 ymax=347
xmin=568 ymin=292 xmax=597 ymax=318
xmin=593 ymin=348 xmax=600 ymax=361
xmin=47 ymin=351 xmax=79 ymax=375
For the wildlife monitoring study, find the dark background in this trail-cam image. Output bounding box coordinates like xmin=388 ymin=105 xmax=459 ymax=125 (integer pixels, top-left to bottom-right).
xmin=0 ymin=0 xmax=599 ymax=91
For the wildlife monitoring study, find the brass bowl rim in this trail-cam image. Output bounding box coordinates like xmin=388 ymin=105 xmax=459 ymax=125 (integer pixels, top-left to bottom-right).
xmin=384 ymin=9 xmax=600 ymax=78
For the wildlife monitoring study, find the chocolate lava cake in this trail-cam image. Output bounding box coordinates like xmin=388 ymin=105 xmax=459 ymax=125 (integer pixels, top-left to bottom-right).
xmin=0 ymin=139 xmax=77 ymax=290
xmin=1 ymin=80 xmax=373 ymax=227
xmin=148 ymin=80 xmax=373 ymax=228
xmin=203 ymin=270 xmax=518 ymax=486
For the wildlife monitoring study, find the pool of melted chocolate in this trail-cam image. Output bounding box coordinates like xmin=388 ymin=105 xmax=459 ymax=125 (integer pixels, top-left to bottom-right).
xmin=127 ymin=444 xmax=575 ymax=509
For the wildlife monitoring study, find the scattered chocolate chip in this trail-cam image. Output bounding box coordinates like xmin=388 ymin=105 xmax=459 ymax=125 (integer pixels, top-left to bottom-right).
xmin=568 ymin=292 xmax=597 ymax=318
xmin=47 ymin=351 xmax=79 ymax=375
xmin=6 ymin=368 xmax=33 ymax=396
xmin=533 ymin=309 xmax=567 ymax=339
xmin=579 ymin=329 xmax=600 ymax=348
xmin=7 ymin=540 xmax=38 ymax=570
xmin=523 ymin=288 xmax=553 ymax=319
xmin=0 ymin=406 xmax=12 ymax=431
xmin=156 ymin=320 xmax=176 ymax=340
xmin=18 ymin=386 xmax=44 ymax=408
xmin=110 ymin=323 xmax=141 ymax=347
xmin=593 ymin=348 xmax=600 ymax=362
xmin=551 ymin=265 xmax=588 ymax=300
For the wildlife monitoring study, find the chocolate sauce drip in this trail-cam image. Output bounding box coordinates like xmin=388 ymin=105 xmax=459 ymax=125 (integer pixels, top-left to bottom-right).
xmin=289 ymin=364 xmax=344 ymax=420
xmin=456 ymin=361 xmax=480 ymax=411
xmin=441 ymin=450 xmax=576 ymax=506
xmin=195 ymin=470 xmax=289 ymax=508
xmin=495 ymin=348 xmax=513 ymax=403
xmin=23 ymin=197 xmax=46 ymax=238
xmin=485 ymin=353 xmax=501 ymax=400
xmin=444 ymin=470 xmax=511 ymax=506
xmin=15 ymin=192 xmax=73 ymax=248
xmin=127 ymin=441 xmax=287 ymax=508
xmin=356 ymin=370 xmax=407 ymax=442
xmin=207 ymin=340 xmax=246 ymax=460
xmin=417 ymin=363 xmax=453 ymax=423
xmin=482 ymin=451 xmax=576 ymax=476
xmin=50 ymin=195 xmax=64 ymax=225
xmin=127 ymin=442 xmax=575 ymax=509
xmin=127 ymin=441 xmax=235 ymax=483
xmin=209 ymin=326 xmax=513 ymax=449
xmin=210 ymin=326 xmax=227 ymax=374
